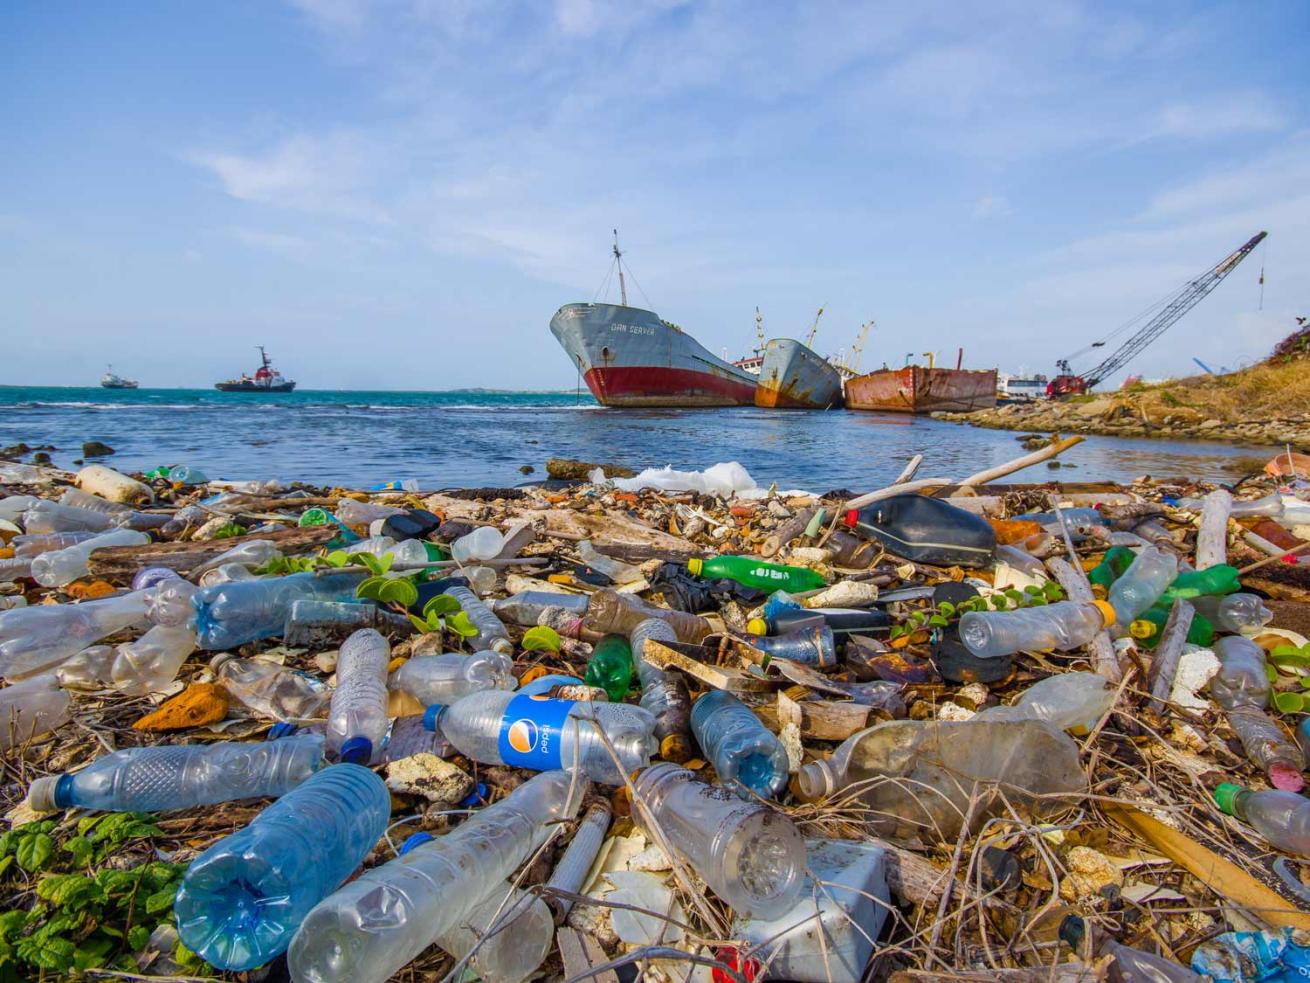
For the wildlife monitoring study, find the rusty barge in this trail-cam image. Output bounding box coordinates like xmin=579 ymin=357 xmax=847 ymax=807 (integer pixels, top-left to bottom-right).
xmin=845 ymin=362 xmax=997 ymax=414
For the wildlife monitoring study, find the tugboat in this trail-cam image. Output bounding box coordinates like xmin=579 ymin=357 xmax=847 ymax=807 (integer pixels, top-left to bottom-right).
xmin=100 ymin=365 xmax=139 ymax=389
xmin=214 ymin=347 xmax=297 ymax=393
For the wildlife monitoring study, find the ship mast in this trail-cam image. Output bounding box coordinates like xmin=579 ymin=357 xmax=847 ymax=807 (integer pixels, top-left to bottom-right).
xmin=613 ymin=229 xmax=627 ymax=307
xmin=755 ymin=307 xmax=765 ymax=352
xmin=804 ymin=306 xmax=825 ymax=348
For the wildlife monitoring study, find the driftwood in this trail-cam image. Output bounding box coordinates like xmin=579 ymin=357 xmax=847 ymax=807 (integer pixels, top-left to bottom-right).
xmin=1045 ymin=557 xmax=1121 ymax=683
xmin=955 ymin=434 xmax=1085 ymax=488
xmin=761 ymin=507 xmax=819 ymax=557
xmin=1148 ymin=599 xmax=1194 ymax=712
xmin=556 ymin=927 xmax=620 ymax=983
xmin=642 ymin=640 xmax=775 ymax=693
xmin=1196 ymin=488 xmax=1233 ymax=569
xmin=88 ymin=525 xmax=335 ymax=580
xmin=775 ymin=691 xmax=878 ymax=740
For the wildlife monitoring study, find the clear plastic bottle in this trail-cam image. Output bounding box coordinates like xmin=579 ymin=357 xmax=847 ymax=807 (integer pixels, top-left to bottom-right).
xmin=0 ymin=589 xmax=153 ymax=680
xmin=1210 ymin=635 xmax=1271 ymax=709
xmin=1189 ymin=593 xmax=1274 ymax=634
xmin=632 ymin=618 xmax=695 ymax=762
xmin=198 ymin=563 xmax=258 ymax=588
xmin=168 ymin=464 xmax=209 ymax=485
xmin=544 ymin=801 xmax=612 ymax=921
xmin=31 ymin=528 xmax=150 ymax=587
xmin=287 ymin=769 xmax=585 ymax=983
xmin=190 ymin=540 xmax=282 ymax=579
xmin=110 ymin=625 xmax=197 ymax=695
xmin=334 ymin=499 xmax=405 ymax=528
xmin=191 ymin=571 xmax=364 ymax=650
xmin=147 ymin=574 xmax=200 ymax=627
xmin=1059 ymin=916 xmax=1202 ymax=982
xmin=390 ymin=651 xmax=516 ymax=705
xmin=794 ymin=718 xmax=1084 ymax=841
xmin=690 ymin=690 xmax=789 ymax=798
xmin=343 ymin=534 xmax=397 ymax=557
xmin=578 ymin=540 xmax=643 ymax=584
xmin=445 ymin=584 xmax=513 ymax=655
xmin=59 ymin=486 xmax=133 ymax=516
xmin=434 ymin=879 xmax=555 ymax=983
xmin=0 ymin=596 xmax=27 ymax=612
xmin=55 ymin=645 xmax=117 ymax=690
xmin=160 ymin=504 xmax=208 ymax=538
xmin=492 ymin=591 xmax=589 ymax=626
xmin=425 ymin=690 xmax=656 ymax=785
xmin=174 ymin=763 xmax=390 ymax=972
xmin=385 ymin=539 xmax=441 ymax=567
xmin=0 ymin=557 xmax=32 ymax=583
xmin=583 ymin=588 xmax=711 ymax=643
xmin=959 ymin=600 xmax=1115 ymax=659
xmin=450 ymin=526 xmax=504 ymax=564
xmin=12 ymin=531 xmax=99 ymax=556
xmin=977 ymin=671 xmax=1116 ymax=733
xmin=0 ymin=495 xmax=41 ymax=523
xmin=0 ymin=673 xmax=71 ymax=751
xmin=1108 ymin=546 xmax=1179 ymax=628
xmin=1229 ymin=493 xmax=1286 ymax=518
xmin=1225 ymin=707 xmax=1306 ymax=791
xmin=632 ymin=762 xmax=805 ymax=918
xmin=1215 ymin=784 xmax=1310 ymax=855
xmin=21 ymin=499 xmax=116 ymax=534
xmin=28 ymin=734 xmax=325 ymax=813
xmin=213 ymin=654 xmax=330 ymax=722
xmin=326 ymin=628 xmax=391 ymax=764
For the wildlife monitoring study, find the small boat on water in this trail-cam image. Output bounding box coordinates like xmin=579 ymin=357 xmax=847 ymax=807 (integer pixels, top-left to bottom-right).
xmin=846 ymin=351 xmax=997 ymax=414
xmin=214 ymin=347 xmax=297 ymax=393
xmin=100 ymin=366 xmax=139 ymax=389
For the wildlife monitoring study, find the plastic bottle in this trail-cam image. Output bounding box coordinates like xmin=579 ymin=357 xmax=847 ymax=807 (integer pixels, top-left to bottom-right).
xmin=450 ymin=526 xmax=504 ymax=564
xmin=1129 ymin=606 xmax=1215 ymax=649
xmin=0 ymin=589 xmax=153 ymax=680
xmin=213 ymin=654 xmax=330 ymax=722
xmin=0 ymin=557 xmax=32 ymax=582
xmin=326 ymin=629 xmax=391 ymax=764
xmin=1225 ymin=708 xmax=1306 ymax=791
xmin=690 ymin=690 xmax=789 ymax=798
xmin=1209 ymin=635 xmax=1271 ymax=709
xmin=0 ymin=495 xmax=41 ymax=523
xmin=434 ymin=880 xmax=555 ymax=983
xmin=334 ymin=499 xmax=405 ymax=528
xmin=287 ymin=769 xmax=583 ymax=983
xmin=110 ymin=625 xmax=197 ymax=695
xmin=0 ymin=673 xmax=71 ymax=751
xmin=190 ymin=540 xmax=282 ymax=579
xmin=21 ymin=499 xmax=116 ymax=534
xmin=631 ymin=618 xmax=695 ymax=761
xmin=1229 ymin=493 xmax=1286 ymax=518
xmin=977 ymin=671 xmax=1116 ymax=734
xmin=424 ymin=690 xmax=656 ymax=785
xmin=146 ymin=574 xmax=200 ymax=627
xmin=160 ymin=504 xmax=208 ymax=538
xmin=1189 ymin=593 xmax=1274 ymax=634
xmin=492 ymin=591 xmax=589 ymax=626
xmin=748 ymin=607 xmax=890 ymax=647
xmin=199 ymin=563 xmax=258 ymax=588
xmin=1107 ymin=547 xmax=1179 ymax=627
xmin=445 ymin=584 xmax=514 ymax=655
xmin=191 ymin=571 xmax=365 ymax=650
xmin=958 ymin=600 xmax=1116 ymax=659
xmin=1087 ymin=545 xmax=1135 ymax=594
xmin=741 ymin=625 xmax=838 ymax=668
xmin=687 ymin=555 xmax=826 ymax=593
xmin=632 ymin=762 xmax=805 ymax=918
xmin=28 ymin=734 xmax=325 ymax=813
xmin=1214 ymin=784 xmax=1310 ymax=856
xmin=578 ymin=540 xmax=643 ymax=584
xmin=60 ymin=486 xmax=132 ymax=516
xmin=55 ymin=644 xmax=117 ymax=690
xmin=386 ymin=539 xmax=444 ymax=567
xmin=391 ymin=651 xmax=516 ymax=706
xmin=174 ymin=763 xmax=390 ymax=971
xmin=1159 ymin=564 xmax=1241 ymax=604
xmin=168 ymin=464 xmax=209 ymax=485
xmin=12 ymin=531 xmax=99 ymax=556
xmin=1059 ymin=916 xmax=1203 ymax=982
xmin=544 ymin=801 xmax=612 ymax=921
xmin=282 ymin=599 xmax=408 ymax=647
xmin=31 ymin=528 xmax=150 ymax=587
xmin=583 ymin=588 xmax=711 ymax=643
xmin=0 ymin=596 xmax=28 ymax=612
xmin=585 ymin=635 xmax=633 ymax=701
xmin=794 ymin=718 xmax=1084 ymax=841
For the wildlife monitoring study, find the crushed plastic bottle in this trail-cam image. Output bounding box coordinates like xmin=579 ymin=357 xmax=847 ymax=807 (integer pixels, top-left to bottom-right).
xmin=282 ymin=599 xmax=407 ymax=647
xmin=191 ymin=571 xmax=364 ymax=650
xmin=690 ymin=689 xmax=789 ymax=798
xmin=445 ymin=584 xmax=514 ymax=655
xmin=1206 ymin=638 xmax=1304 ymax=790
xmin=583 ymin=588 xmax=711 ymax=643
xmin=190 ymin=539 xmax=282 ymax=579
xmin=741 ymin=625 xmax=838 ymax=667
xmin=1060 ymin=915 xmax=1202 ymax=982
xmin=326 ymin=628 xmax=391 ymax=764
xmin=585 ymin=634 xmax=633 ymax=700
xmin=434 ymin=880 xmax=555 ymax=983
xmin=12 ymin=530 xmax=99 ymax=556
xmin=424 ymin=689 xmax=656 ymax=785
xmin=1087 ymin=544 xmax=1135 ymax=594
xmin=390 ymin=651 xmax=516 ymax=705
xmin=578 ymin=540 xmax=643 ymax=584
xmin=31 ymin=528 xmax=150 ymax=587
xmin=174 ymin=762 xmax=390 ymax=971
xmin=632 ymin=762 xmax=805 ymax=918
xmin=959 ymin=600 xmax=1115 ymax=659
xmin=0 ymin=588 xmax=153 ymax=680
xmin=1189 ymin=593 xmax=1274 ymax=634
xmin=688 ymin=554 xmax=826 ymax=593
xmin=212 ymin=654 xmax=330 ymax=722
xmin=146 ymin=573 xmax=200 ymax=627
xmin=60 ymin=486 xmax=133 ymax=516
xmin=631 ymin=617 xmax=695 ymax=761
xmin=55 ymin=644 xmax=117 ymax=690
xmin=977 ymin=671 xmax=1116 ymax=733
xmin=492 ymin=590 xmax=589 ymax=626
xmin=22 ymin=498 xmax=120 ymax=534
xmin=1129 ymin=603 xmax=1214 ymax=649
xmin=28 ymin=734 xmax=325 ymax=813
xmin=1107 ymin=546 xmax=1179 ymax=628
xmin=1210 ymin=635 xmax=1272 ymax=708
xmin=450 ymin=525 xmax=504 ymax=564
xmin=334 ymin=499 xmax=406 ymax=528
xmin=0 ymin=672 xmax=71 ymax=751
xmin=0 ymin=557 xmax=33 ymax=583
xmin=110 ymin=625 xmax=198 ymax=695
xmin=287 ymin=769 xmax=584 ymax=983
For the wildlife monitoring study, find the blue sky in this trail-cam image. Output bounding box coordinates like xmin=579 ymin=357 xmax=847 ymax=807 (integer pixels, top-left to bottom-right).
xmin=2 ymin=0 xmax=1307 ymax=390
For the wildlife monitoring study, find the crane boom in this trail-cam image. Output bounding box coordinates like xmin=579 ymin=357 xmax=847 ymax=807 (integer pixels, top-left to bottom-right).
xmin=804 ymin=306 xmax=825 ymax=348
xmin=1049 ymin=231 xmax=1266 ymax=396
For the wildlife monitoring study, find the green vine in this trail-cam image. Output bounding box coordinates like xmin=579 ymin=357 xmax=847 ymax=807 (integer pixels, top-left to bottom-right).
xmin=889 ymin=580 xmax=1066 ymax=641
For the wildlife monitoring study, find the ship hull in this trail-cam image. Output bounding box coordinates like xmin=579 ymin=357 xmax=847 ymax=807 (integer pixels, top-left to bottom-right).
xmin=214 ymin=382 xmax=297 ymax=393
xmin=846 ymin=367 xmax=996 ymax=414
xmin=754 ymin=338 xmax=844 ymax=409
xmin=551 ymin=303 xmax=756 ymax=407
xmin=100 ymin=382 xmax=138 ymax=390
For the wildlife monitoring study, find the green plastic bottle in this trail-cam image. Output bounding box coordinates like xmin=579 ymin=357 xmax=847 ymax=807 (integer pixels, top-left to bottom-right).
xmin=1128 ymin=606 xmax=1215 ymax=649
xmin=1160 ymin=564 xmax=1242 ymax=604
xmin=585 ymin=634 xmax=634 ymax=702
xmin=687 ymin=555 xmax=827 ymax=593
xmin=1088 ymin=546 xmax=1135 ymax=594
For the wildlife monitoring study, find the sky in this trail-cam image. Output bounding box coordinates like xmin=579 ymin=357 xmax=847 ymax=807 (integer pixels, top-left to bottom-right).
xmin=1 ymin=0 xmax=1307 ymax=391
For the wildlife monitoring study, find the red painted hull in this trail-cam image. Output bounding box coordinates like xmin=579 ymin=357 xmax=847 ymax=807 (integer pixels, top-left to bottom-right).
xmin=584 ymin=366 xmax=757 ymax=407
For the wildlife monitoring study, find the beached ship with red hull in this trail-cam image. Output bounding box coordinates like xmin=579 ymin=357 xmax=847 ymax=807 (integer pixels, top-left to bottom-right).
xmin=845 ymin=365 xmax=997 ymax=413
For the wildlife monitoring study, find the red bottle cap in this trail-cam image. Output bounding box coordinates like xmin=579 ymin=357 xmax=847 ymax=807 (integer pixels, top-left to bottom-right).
xmin=844 ymin=509 xmax=859 ymax=528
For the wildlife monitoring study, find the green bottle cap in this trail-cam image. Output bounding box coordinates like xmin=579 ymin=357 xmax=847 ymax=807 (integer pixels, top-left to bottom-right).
xmin=1213 ymin=782 xmax=1244 ymax=816
xmin=687 ymin=557 xmax=704 ymax=576
xmin=299 ymin=508 xmax=331 ymax=527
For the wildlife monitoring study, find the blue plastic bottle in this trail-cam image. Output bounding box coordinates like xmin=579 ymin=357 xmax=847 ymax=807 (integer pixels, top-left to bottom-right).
xmin=191 ymin=571 xmax=365 ymax=650
xmin=28 ymin=735 xmax=324 ymax=813
xmin=173 ymin=763 xmax=390 ymax=970
xmin=690 ymin=690 xmax=789 ymax=799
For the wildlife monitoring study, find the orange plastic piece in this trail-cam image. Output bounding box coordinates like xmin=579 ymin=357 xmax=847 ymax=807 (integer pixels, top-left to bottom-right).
xmin=1266 ymin=452 xmax=1310 ymax=478
xmin=986 ymin=518 xmax=1044 ymax=545
xmin=132 ymin=683 xmax=229 ymax=732
xmin=65 ymin=580 xmax=118 ymax=600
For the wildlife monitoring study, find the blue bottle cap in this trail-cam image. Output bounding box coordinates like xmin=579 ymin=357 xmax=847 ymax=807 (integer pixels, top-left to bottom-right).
xmin=269 ymin=721 xmax=298 ymax=739
xmin=339 ymin=737 xmax=373 ymax=765
xmin=398 ymin=831 xmax=434 ymax=855
xmin=459 ymin=783 xmax=488 ymax=808
xmin=423 ymin=705 xmax=446 ymax=732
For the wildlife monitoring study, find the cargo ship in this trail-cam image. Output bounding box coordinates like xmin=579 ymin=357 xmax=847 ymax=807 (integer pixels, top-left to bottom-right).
xmin=549 ymin=236 xmax=756 ymax=407
xmin=846 ymin=352 xmax=996 ymax=414
xmin=100 ymin=365 xmax=139 ymax=389
xmin=755 ymin=338 xmax=844 ymax=409
xmin=214 ymin=347 xmax=297 ymax=393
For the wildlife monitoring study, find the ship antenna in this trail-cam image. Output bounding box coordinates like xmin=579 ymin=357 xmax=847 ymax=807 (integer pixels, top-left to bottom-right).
xmin=613 ymin=229 xmax=628 ymax=307
xmin=755 ymin=307 xmax=764 ymax=352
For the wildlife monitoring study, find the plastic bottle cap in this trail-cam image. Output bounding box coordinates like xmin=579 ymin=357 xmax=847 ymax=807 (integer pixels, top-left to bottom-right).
xmin=1213 ymin=782 xmax=1244 ymax=815
xmin=659 ymin=734 xmax=692 ymax=763
xmin=423 ymin=704 xmax=446 ymax=732
xmin=398 ymin=831 xmax=434 ymax=856
xmin=1057 ymin=915 xmax=1086 ymax=951
xmin=746 ymin=617 xmax=768 ymax=636
xmin=843 ymin=509 xmax=859 ymax=528
xmin=27 ymin=775 xmax=59 ymax=813
xmin=269 ymin=721 xmax=299 ymax=739
xmin=1091 ymin=600 xmax=1116 ymax=629
xmin=1128 ymin=619 xmax=1155 ymax=639
xmin=339 ymin=736 xmax=373 ymax=765
xmin=687 ymin=558 xmax=704 ymax=576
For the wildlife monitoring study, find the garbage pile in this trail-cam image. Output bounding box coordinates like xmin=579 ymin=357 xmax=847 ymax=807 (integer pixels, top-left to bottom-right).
xmin=3 ymin=453 xmax=1310 ymax=982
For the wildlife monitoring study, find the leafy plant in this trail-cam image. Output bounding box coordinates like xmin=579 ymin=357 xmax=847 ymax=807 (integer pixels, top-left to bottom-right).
xmin=407 ymin=594 xmax=479 ymax=639
xmin=521 ymin=626 xmax=562 ymax=654
xmin=255 ymin=555 xmax=320 ymax=576
xmin=889 ymin=580 xmax=1066 ymax=641
xmin=211 ymin=522 xmax=247 ymax=539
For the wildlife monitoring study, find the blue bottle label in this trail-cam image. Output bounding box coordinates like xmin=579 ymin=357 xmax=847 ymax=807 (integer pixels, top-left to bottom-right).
xmin=497 ymin=694 xmax=578 ymax=771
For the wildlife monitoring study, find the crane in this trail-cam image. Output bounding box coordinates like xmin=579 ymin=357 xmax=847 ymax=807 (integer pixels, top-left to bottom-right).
xmin=754 ymin=307 xmax=765 ymax=351
xmin=1048 ymin=231 xmax=1267 ymax=397
xmin=831 ymin=320 xmax=873 ymax=378
xmin=804 ymin=306 xmax=825 ymax=348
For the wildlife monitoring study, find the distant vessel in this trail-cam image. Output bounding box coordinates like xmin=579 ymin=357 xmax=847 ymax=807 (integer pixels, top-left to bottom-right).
xmin=847 ymin=350 xmax=997 ymax=414
xmin=755 ymin=338 xmax=844 ymax=409
xmin=214 ymin=347 xmax=297 ymax=393
xmin=997 ymin=372 xmax=1049 ymax=402
xmin=550 ymin=234 xmax=756 ymax=407
xmin=100 ymin=366 xmax=139 ymax=390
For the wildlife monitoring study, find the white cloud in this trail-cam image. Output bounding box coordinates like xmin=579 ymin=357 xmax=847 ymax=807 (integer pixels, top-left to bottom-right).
xmin=972 ymin=195 xmax=1011 ymax=220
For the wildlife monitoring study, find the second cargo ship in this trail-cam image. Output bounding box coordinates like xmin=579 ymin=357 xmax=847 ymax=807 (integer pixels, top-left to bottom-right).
xmin=755 ymin=338 xmax=844 ymax=409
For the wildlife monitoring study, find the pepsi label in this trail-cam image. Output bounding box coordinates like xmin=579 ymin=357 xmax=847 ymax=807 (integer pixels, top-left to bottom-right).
xmin=497 ymin=693 xmax=578 ymax=771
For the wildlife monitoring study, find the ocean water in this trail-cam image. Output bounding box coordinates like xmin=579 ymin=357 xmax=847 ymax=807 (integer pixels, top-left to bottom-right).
xmin=0 ymin=386 xmax=1278 ymax=491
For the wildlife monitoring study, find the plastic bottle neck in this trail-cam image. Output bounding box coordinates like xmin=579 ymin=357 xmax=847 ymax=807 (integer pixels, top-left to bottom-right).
xmin=796 ymin=759 xmax=836 ymax=801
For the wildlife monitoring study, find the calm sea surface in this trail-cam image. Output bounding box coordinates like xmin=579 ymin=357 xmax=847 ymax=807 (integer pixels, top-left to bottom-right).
xmin=0 ymin=387 xmax=1278 ymax=491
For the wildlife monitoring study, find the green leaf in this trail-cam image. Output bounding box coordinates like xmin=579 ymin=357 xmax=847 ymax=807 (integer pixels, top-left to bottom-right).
xmin=408 ymin=613 xmax=433 ymax=633
xmin=376 ymin=552 xmax=394 ymax=574
xmin=16 ymin=933 xmax=75 ymax=972
xmin=174 ymin=940 xmax=202 ymax=970
xmin=62 ymin=836 xmax=93 ymax=868
xmin=1273 ymin=691 xmax=1306 ymax=714
xmin=0 ymin=855 xmax=12 ymax=879
xmin=144 ymin=888 xmax=177 ymax=916
xmin=355 ymin=576 xmax=387 ymax=600
xmin=446 ymin=612 xmax=480 ymax=639
xmin=72 ymin=937 xmax=114 ymax=971
xmin=376 ymin=579 xmax=418 ymax=607
xmin=423 ymin=594 xmax=461 ymax=617
xmin=927 ymin=614 xmax=949 ymax=628
xmin=936 ymin=601 xmax=955 ymax=619
xmin=37 ymin=874 xmax=103 ymax=911
xmin=127 ymin=924 xmax=151 ymax=951
xmin=76 ymin=815 xmax=105 ymax=837
xmin=16 ymin=833 xmax=54 ymax=872
xmin=0 ymin=910 xmax=26 ymax=941
xmin=521 ymin=626 xmax=562 ymax=653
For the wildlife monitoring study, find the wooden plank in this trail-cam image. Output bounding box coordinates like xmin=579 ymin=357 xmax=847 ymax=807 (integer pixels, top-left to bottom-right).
xmin=88 ymin=525 xmax=336 ymax=580
xmin=776 ymin=692 xmax=878 ymax=741
xmin=642 ymin=640 xmax=776 ymax=693
xmin=557 ymin=927 xmax=619 ymax=983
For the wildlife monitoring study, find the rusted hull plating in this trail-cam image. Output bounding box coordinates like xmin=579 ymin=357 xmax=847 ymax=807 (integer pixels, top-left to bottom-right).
xmin=754 ymin=338 xmax=844 ymax=410
xmin=846 ymin=366 xmax=997 ymax=414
